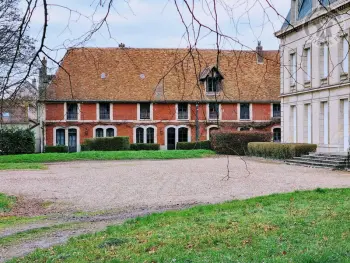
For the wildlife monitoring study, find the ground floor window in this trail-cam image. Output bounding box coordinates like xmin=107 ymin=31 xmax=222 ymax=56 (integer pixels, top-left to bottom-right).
xmin=96 ymin=128 xmax=104 ymax=138
xmin=146 ymin=127 xmax=155 ymax=143
xmin=56 ymin=129 xmax=65 ymax=145
xmin=136 ymin=127 xmax=144 ymax=143
xmin=93 ymin=126 xmax=117 ymax=138
xmin=106 ymin=128 xmax=115 ymax=137
xmin=178 ymin=127 xmax=188 ymax=143
xmin=273 ymin=128 xmax=281 ymax=142
xmin=134 ymin=126 xmax=156 ymax=144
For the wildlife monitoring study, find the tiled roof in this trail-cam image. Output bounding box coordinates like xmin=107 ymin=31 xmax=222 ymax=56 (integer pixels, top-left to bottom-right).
xmin=46 ymin=48 xmax=280 ymax=102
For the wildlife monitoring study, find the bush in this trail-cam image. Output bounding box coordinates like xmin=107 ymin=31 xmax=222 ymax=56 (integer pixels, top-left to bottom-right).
xmin=210 ymin=131 xmax=271 ymax=155
xmin=248 ymin=142 xmax=317 ymax=159
xmin=0 ymin=128 xmax=35 ymax=155
xmin=177 ymin=141 xmax=211 ymax=150
xmin=45 ymin=146 xmax=68 ymax=153
xmin=130 ymin=143 xmax=160 ymax=151
xmin=83 ymin=137 xmax=130 ymax=151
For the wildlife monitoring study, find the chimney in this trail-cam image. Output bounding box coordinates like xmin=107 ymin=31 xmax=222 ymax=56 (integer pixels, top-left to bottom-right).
xmin=38 ymin=57 xmax=48 ymax=99
xmin=118 ymin=43 xmax=126 ymax=48
xmin=256 ymin=41 xmax=264 ymax=64
xmin=290 ymin=0 xmax=297 ymax=24
xmin=32 ymin=78 xmax=37 ymax=88
xmin=312 ymin=0 xmax=319 ymax=10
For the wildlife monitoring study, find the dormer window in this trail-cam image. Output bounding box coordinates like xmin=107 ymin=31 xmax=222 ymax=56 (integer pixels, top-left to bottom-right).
xmin=199 ymin=66 xmax=223 ymax=94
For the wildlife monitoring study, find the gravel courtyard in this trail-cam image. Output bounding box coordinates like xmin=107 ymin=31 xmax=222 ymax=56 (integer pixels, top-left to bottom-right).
xmin=1 ymin=156 xmax=350 ymax=212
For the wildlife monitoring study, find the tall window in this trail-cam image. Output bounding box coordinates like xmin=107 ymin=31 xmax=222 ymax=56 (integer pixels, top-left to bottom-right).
xmin=209 ymin=103 xmax=219 ymax=120
xmin=273 ymin=128 xmax=281 ymax=142
xmin=206 ymin=77 xmax=220 ymax=93
xmin=56 ymin=129 xmax=65 ymax=145
xmin=290 ymin=52 xmax=297 ymax=86
xmin=273 ymin=104 xmax=281 ymax=117
xmin=146 ymin=127 xmax=155 ymax=143
xmin=67 ymin=103 xmax=78 ymax=120
xmin=342 ymin=36 xmax=349 ymax=74
xmin=136 ymin=127 xmax=144 ymax=143
xmin=303 ymin=48 xmax=311 ymax=82
xmin=96 ymin=128 xmax=104 ymax=138
xmin=106 ymin=128 xmax=115 ymax=137
xmin=140 ymin=103 xmax=151 ymax=120
xmin=321 ymin=43 xmax=329 ymax=78
xmin=178 ymin=127 xmax=188 ymax=142
xmin=99 ymin=103 xmax=110 ymax=120
xmin=177 ymin=103 xmax=188 ymax=120
xmin=240 ymin=103 xmax=250 ymax=120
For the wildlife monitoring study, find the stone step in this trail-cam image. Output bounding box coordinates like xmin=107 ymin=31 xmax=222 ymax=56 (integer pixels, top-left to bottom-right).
xmin=285 ymin=159 xmax=346 ymax=168
xmin=294 ymin=157 xmax=347 ymax=164
xmin=285 ymin=162 xmax=336 ymax=170
xmin=305 ymin=154 xmax=348 ymax=159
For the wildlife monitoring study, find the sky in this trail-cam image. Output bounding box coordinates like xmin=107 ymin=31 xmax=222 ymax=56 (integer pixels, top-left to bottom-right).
xmin=27 ymin=0 xmax=290 ymax=72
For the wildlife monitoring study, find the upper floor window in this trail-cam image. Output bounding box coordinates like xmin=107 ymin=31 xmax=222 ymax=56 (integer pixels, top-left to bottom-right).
xmin=177 ymin=103 xmax=188 ymax=120
xmin=341 ymin=35 xmax=349 ymax=75
xmin=206 ymin=77 xmax=221 ymax=93
xmin=273 ymin=104 xmax=281 ymax=118
xmin=240 ymin=103 xmax=250 ymax=120
xmin=290 ymin=52 xmax=297 ymax=86
xmin=139 ymin=103 xmax=151 ymax=120
xmin=99 ymin=103 xmax=110 ymax=120
xmin=303 ymin=48 xmax=311 ymax=83
xmin=320 ymin=43 xmax=329 ymax=79
xmin=67 ymin=103 xmax=78 ymax=120
xmin=209 ymin=103 xmax=219 ymax=120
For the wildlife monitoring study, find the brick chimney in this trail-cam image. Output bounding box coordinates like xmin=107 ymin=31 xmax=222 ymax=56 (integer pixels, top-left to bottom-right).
xmin=256 ymin=41 xmax=264 ymax=64
xmin=38 ymin=57 xmax=48 ymax=99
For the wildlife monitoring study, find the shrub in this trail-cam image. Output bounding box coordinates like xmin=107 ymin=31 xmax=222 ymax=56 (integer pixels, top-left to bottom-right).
xmin=45 ymin=146 xmax=68 ymax=153
xmin=177 ymin=141 xmax=211 ymax=150
xmin=0 ymin=128 xmax=35 ymax=155
xmin=248 ymin=142 xmax=317 ymax=159
xmin=210 ymin=131 xmax=271 ymax=155
xmin=130 ymin=143 xmax=160 ymax=151
xmin=83 ymin=137 xmax=130 ymax=151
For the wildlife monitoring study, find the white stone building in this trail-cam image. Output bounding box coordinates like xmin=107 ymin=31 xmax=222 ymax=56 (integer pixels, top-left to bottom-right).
xmin=275 ymin=0 xmax=350 ymax=152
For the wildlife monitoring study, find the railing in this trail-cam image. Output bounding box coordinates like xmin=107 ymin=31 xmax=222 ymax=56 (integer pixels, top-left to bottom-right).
xmin=140 ymin=112 xmax=150 ymax=119
xmin=67 ymin=112 xmax=78 ymax=120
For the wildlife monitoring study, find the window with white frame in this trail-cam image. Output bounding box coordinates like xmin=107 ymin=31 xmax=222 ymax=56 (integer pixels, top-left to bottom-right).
xmin=94 ymin=126 xmax=116 ymax=138
xmin=140 ymin=103 xmax=151 ymax=120
xmin=341 ymin=35 xmax=349 ymax=75
xmin=136 ymin=127 xmax=144 ymax=143
xmin=209 ymin=103 xmax=219 ymax=120
xmin=178 ymin=127 xmax=189 ymax=142
xmin=273 ymin=128 xmax=281 ymax=142
xmin=177 ymin=103 xmax=188 ymax=120
xmin=67 ymin=103 xmax=78 ymax=120
xmin=135 ymin=126 xmax=156 ymax=144
xmin=290 ymin=52 xmax=297 ymax=86
xmin=320 ymin=43 xmax=329 ymax=79
xmin=303 ymin=47 xmax=311 ymax=82
xmin=99 ymin=103 xmax=110 ymax=120
xmin=206 ymin=77 xmax=221 ymax=93
xmin=56 ymin=129 xmax=65 ymax=145
xmin=96 ymin=128 xmax=104 ymax=138
xmin=106 ymin=128 xmax=115 ymax=137
xmin=240 ymin=103 xmax=250 ymax=120
xmin=146 ymin=127 xmax=155 ymax=143
xmin=273 ymin=104 xmax=281 ymax=118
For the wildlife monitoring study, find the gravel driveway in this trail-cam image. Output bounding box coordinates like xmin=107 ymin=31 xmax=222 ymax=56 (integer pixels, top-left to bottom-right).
xmin=1 ymin=157 xmax=350 ymax=212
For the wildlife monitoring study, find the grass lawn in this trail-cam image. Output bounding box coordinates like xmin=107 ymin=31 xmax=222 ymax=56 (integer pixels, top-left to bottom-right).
xmin=9 ymin=188 xmax=350 ymax=263
xmin=0 ymin=193 xmax=16 ymax=213
xmin=0 ymin=150 xmax=215 ymax=164
xmin=0 ymin=163 xmax=47 ymax=170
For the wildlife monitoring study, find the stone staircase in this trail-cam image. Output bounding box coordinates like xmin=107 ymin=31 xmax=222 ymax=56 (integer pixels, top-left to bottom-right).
xmin=285 ymin=152 xmax=349 ymax=170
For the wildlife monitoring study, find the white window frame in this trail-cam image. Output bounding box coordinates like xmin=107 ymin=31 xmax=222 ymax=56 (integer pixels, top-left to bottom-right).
xmin=64 ymin=102 xmax=80 ymax=121
xmin=323 ymin=101 xmax=329 ymax=145
xmin=320 ymin=42 xmax=329 ymax=79
xmin=341 ymin=35 xmax=349 ymax=76
xmin=303 ymin=46 xmax=311 ymax=83
xmin=290 ymin=51 xmax=297 ymax=87
xmin=133 ymin=125 xmax=157 ymax=143
xmin=206 ymin=125 xmax=219 ymax=140
xmin=176 ymin=103 xmax=191 ymax=121
xmin=53 ymin=126 xmax=81 ymax=151
xmin=207 ymin=103 xmax=222 ymax=121
xmin=271 ymin=126 xmax=282 ymax=142
xmin=93 ymin=125 xmax=117 ymax=138
xmin=137 ymin=103 xmax=153 ymax=121
xmin=238 ymin=103 xmax=252 ymax=121
xmin=164 ymin=125 xmax=191 ymax=149
xmin=97 ymin=103 xmax=113 ymax=121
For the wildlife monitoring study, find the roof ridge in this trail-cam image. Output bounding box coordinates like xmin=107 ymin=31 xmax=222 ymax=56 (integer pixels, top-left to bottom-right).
xmin=67 ymin=47 xmax=279 ymax=52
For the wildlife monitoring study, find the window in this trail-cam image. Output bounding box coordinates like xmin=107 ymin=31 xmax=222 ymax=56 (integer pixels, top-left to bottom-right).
xmin=99 ymin=103 xmax=110 ymax=120
xmin=178 ymin=127 xmax=188 ymax=142
xmin=342 ymin=36 xmax=349 ymax=74
xmin=2 ymin=112 xmax=10 ymax=118
xmin=240 ymin=103 xmax=250 ymax=120
xmin=146 ymin=127 xmax=155 ymax=143
xmin=208 ymin=127 xmax=219 ymax=140
xmin=177 ymin=103 xmax=188 ymax=120
xmin=273 ymin=104 xmax=281 ymax=118
xmin=239 ymin=127 xmax=250 ymax=131
xmin=209 ymin=103 xmax=219 ymax=120
xmin=67 ymin=103 xmax=78 ymax=120
xmin=140 ymin=103 xmax=151 ymax=120
xmin=106 ymin=128 xmax=115 ymax=137
xmin=136 ymin=127 xmax=144 ymax=143
xmin=56 ymin=129 xmax=65 ymax=145
xmin=96 ymin=128 xmax=104 ymax=138
xmin=206 ymin=77 xmax=221 ymax=93
xmin=321 ymin=43 xmax=329 ymax=79
xmin=273 ymin=128 xmax=281 ymax=142
xmin=303 ymin=48 xmax=311 ymax=82
xmin=290 ymin=52 xmax=297 ymax=86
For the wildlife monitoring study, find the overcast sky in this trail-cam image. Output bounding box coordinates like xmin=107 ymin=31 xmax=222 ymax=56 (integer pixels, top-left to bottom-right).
xmin=28 ymin=0 xmax=290 ymax=71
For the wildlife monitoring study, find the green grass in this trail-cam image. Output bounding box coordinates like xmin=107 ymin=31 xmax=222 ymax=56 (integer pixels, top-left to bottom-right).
xmin=0 ymin=193 xmax=16 ymax=213
xmin=0 ymin=150 xmax=215 ymax=164
xmin=0 ymin=163 xmax=47 ymax=170
xmin=9 ymin=188 xmax=350 ymax=263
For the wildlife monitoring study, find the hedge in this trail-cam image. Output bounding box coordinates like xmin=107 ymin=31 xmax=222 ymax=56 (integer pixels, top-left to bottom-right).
xmin=210 ymin=131 xmax=271 ymax=155
xmin=0 ymin=128 xmax=35 ymax=155
xmin=130 ymin=143 xmax=160 ymax=151
xmin=82 ymin=137 xmax=130 ymax=151
xmin=177 ymin=141 xmax=211 ymax=150
xmin=248 ymin=142 xmax=317 ymax=159
xmin=45 ymin=146 xmax=68 ymax=153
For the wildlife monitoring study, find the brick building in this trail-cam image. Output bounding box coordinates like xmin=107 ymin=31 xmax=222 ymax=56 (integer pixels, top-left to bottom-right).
xmin=41 ymin=46 xmax=281 ymax=151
